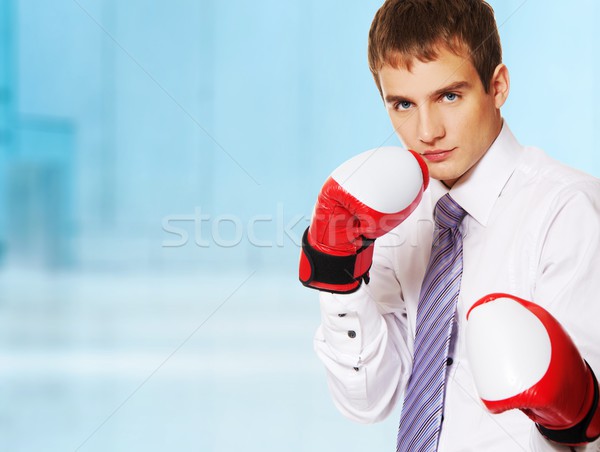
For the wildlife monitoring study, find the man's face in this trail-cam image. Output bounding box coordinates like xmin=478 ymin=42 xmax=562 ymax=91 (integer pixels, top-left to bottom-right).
xmin=378 ymin=47 xmax=504 ymax=187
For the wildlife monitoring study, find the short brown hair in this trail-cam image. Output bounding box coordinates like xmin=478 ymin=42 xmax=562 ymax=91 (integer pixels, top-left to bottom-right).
xmin=368 ymin=0 xmax=502 ymax=93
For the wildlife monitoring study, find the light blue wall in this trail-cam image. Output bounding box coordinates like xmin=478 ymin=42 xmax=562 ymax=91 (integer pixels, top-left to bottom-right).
xmin=1 ymin=1 xmax=600 ymax=451
xmin=495 ymin=0 xmax=600 ymax=173
xmin=4 ymin=0 xmax=599 ymax=272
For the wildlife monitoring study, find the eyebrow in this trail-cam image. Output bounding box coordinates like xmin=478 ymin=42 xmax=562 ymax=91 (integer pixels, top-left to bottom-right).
xmin=384 ymin=81 xmax=472 ymax=105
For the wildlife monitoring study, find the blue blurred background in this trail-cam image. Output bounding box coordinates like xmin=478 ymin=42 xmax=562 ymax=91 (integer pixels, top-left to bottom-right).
xmin=1 ymin=0 xmax=599 ymax=450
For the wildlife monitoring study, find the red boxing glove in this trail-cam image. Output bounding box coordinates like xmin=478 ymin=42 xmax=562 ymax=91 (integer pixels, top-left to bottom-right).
xmin=466 ymin=293 xmax=600 ymax=446
xmin=299 ymin=147 xmax=428 ymax=293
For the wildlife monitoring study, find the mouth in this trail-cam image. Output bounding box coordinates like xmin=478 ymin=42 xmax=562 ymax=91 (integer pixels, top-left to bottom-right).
xmin=421 ymin=147 xmax=456 ymax=162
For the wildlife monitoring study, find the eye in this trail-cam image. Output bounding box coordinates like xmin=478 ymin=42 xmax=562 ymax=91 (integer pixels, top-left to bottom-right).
xmin=396 ymin=100 xmax=413 ymax=111
xmin=442 ymin=92 xmax=459 ymax=102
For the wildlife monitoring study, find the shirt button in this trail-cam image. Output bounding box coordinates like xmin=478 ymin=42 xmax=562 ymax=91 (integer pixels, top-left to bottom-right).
xmin=338 ymin=313 xmax=347 ymax=317
xmin=347 ymin=330 xmax=356 ymax=339
xmin=353 ymin=367 xmax=360 ymax=372
xmin=446 ymin=357 xmax=454 ymax=366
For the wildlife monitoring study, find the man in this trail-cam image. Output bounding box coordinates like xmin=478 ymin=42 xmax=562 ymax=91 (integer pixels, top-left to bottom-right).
xmin=299 ymin=0 xmax=600 ymax=450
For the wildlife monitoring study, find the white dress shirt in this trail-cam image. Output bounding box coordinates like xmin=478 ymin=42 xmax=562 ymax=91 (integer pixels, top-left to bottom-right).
xmin=314 ymin=123 xmax=600 ymax=451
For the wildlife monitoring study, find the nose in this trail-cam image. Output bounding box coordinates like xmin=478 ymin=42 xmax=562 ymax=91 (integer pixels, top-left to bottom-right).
xmin=417 ymin=103 xmax=445 ymax=145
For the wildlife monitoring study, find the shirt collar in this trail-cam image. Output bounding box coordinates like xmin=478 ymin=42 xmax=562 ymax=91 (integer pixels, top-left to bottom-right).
xmin=429 ymin=121 xmax=523 ymax=227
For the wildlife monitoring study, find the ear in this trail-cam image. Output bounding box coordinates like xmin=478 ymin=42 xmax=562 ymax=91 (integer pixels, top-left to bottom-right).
xmin=490 ymin=64 xmax=510 ymax=108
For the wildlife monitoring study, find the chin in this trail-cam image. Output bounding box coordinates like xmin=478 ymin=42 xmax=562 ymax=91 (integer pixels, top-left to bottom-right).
xmin=431 ymin=171 xmax=462 ymax=188
xmin=429 ymin=164 xmax=462 ymax=181
xmin=429 ymin=171 xmax=454 ymax=182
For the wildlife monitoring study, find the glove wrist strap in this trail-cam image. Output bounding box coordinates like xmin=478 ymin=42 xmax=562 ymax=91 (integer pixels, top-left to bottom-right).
xmin=298 ymin=227 xmax=374 ymax=294
xmin=537 ymin=360 xmax=600 ymax=445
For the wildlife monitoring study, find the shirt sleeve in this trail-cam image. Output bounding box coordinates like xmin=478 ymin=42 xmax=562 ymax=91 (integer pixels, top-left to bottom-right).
xmin=531 ymin=180 xmax=600 ymax=450
xmin=313 ymin=239 xmax=413 ymax=423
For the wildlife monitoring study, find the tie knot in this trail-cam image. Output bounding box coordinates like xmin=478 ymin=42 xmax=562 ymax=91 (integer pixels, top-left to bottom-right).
xmin=434 ymin=194 xmax=466 ymax=230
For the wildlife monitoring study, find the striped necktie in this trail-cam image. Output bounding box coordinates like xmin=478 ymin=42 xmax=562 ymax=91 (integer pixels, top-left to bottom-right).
xmin=397 ymin=193 xmax=467 ymax=452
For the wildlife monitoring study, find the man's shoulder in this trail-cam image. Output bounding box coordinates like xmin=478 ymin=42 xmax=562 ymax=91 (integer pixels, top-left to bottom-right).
xmin=516 ymin=146 xmax=600 ymax=195
xmin=496 ymin=146 xmax=600 ymax=242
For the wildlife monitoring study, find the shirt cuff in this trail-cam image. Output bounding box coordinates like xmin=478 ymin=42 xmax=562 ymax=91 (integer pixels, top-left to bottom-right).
xmin=318 ymin=284 xmax=385 ymax=360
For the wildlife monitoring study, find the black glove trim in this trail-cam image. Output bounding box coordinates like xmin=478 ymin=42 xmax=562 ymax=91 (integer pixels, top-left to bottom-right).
xmin=537 ymin=360 xmax=600 ymax=445
xmin=299 ymin=227 xmax=373 ymax=294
